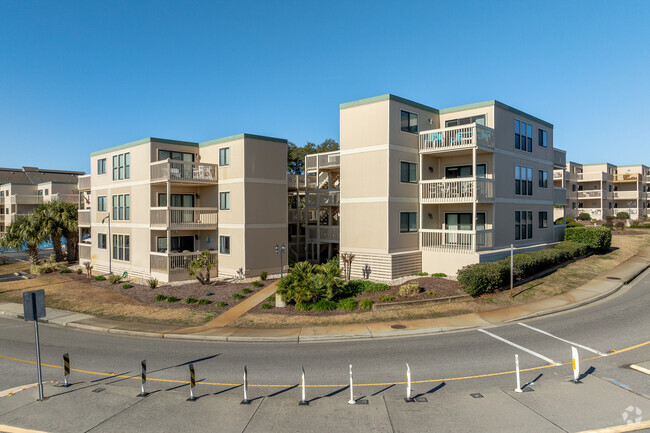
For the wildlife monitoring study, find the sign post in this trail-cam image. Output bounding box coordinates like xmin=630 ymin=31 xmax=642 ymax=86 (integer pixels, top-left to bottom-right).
xmin=510 ymin=244 xmax=514 ymax=297
xmin=23 ymin=289 xmax=46 ymax=401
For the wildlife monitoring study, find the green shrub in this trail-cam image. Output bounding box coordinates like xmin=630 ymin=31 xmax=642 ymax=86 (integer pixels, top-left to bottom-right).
xmin=215 ymin=301 xmax=228 ymax=307
xmin=261 ymin=303 xmax=273 ymax=309
xmin=337 ymin=298 xmax=358 ymax=311
xmin=94 ymin=275 xmax=106 ymax=281
xmin=412 ymin=272 xmax=428 ymax=276
xmin=554 ymin=241 xmax=590 ymax=258
xmin=184 ymin=297 xmax=198 ymax=304
xmin=431 ymin=273 xmax=446 ymax=277
xmin=266 ymin=296 xmax=275 ymax=302
xmin=428 ymin=290 xmax=436 ymax=296
xmin=312 ymin=299 xmax=337 ymax=311
xmin=616 ymin=211 xmax=630 ymax=219
xmin=108 ymin=274 xmax=122 ymax=284
xmin=241 ymin=288 xmax=252 ymax=294
xmin=166 ymin=296 xmax=180 ymax=303
xmin=251 ymin=281 xmax=262 ymax=288
xmin=154 ymin=294 xmax=167 ymax=302
xmin=457 ymin=261 xmax=510 ymax=297
xmin=295 ymin=301 xmax=313 ymax=311
xmin=30 ymin=261 xmax=67 ymax=275
xmin=630 ymin=223 xmax=650 ymax=229
xmin=260 ymin=271 xmax=268 ymax=281
xmin=345 ymin=280 xmax=390 ymax=295
xmin=205 ymin=292 xmax=214 ymax=296
xmin=76 ymin=268 xmax=83 ymax=275
xmin=359 ymin=298 xmax=373 ymax=310
xmin=277 ymin=258 xmax=343 ymax=304
xmin=565 ymin=226 xmax=612 ymax=252
xmin=59 ymin=268 xmax=72 ymax=274
xmin=398 ymin=281 xmax=420 ymax=297
xmin=122 ymin=284 xmax=133 ymax=290
xmin=614 ymin=221 xmax=625 ymax=230
xmin=196 ymin=299 xmax=211 ymax=305
xmin=147 ymin=278 xmax=159 ymax=289
xmin=231 ymin=293 xmax=244 ymax=300
xmin=378 ymin=295 xmax=396 ymax=302
xmin=578 ymin=212 xmax=591 ymax=221
xmin=556 ymin=217 xmax=582 ymax=227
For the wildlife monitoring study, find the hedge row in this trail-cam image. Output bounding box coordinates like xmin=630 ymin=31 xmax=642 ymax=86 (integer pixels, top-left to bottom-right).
xmin=564 ymin=226 xmax=612 ymax=252
xmin=457 ymin=241 xmax=592 ymax=297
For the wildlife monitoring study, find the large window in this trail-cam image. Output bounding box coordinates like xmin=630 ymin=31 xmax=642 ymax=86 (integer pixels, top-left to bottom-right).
xmin=515 ymin=120 xmax=532 ymax=152
xmin=446 ymin=164 xmax=486 ymax=179
xmin=219 ymin=147 xmax=230 ymax=166
xmin=538 ymin=170 xmax=548 ymax=188
xmin=157 ymin=236 xmax=194 ymax=253
xmin=219 ymin=192 xmax=230 ymax=210
xmin=539 ymin=211 xmax=548 ymax=228
xmin=400 ymin=162 xmax=417 ymax=183
xmin=399 ymin=212 xmax=417 ymax=233
xmin=515 ymin=166 xmax=533 ymax=196
xmin=158 ymin=150 xmax=194 ymax=162
xmin=97 ymin=196 xmax=106 ymax=212
xmin=112 ymin=194 xmax=130 ymax=220
xmin=97 ymin=158 xmax=106 ymax=175
xmin=98 ymin=233 xmax=106 ymax=249
xmin=220 ymin=235 xmax=230 ymax=254
xmin=515 ymin=211 xmax=533 ymax=240
xmin=158 ymin=193 xmax=194 ymax=207
xmin=445 ymin=115 xmax=485 ymax=128
xmin=112 ymin=234 xmax=130 ymax=261
xmin=538 ymin=129 xmax=548 ymax=147
xmin=112 ymin=153 xmax=130 ymax=180
xmin=400 ymin=111 xmax=418 ymax=134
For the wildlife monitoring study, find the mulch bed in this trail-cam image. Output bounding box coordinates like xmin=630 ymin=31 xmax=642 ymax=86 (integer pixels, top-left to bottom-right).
xmin=62 ymin=272 xmax=275 ymax=311
xmin=250 ymin=277 xmax=464 ymax=316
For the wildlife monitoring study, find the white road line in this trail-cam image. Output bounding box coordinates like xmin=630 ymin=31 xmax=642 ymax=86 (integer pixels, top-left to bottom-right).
xmin=518 ymin=323 xmax=608 ymax=357
xmin=477 ymin=329 xmax=560 ymax=366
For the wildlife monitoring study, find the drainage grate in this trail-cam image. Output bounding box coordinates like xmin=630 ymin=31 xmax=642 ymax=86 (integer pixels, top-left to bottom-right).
xmin=470 ymin=393 xmax=484 ymax=399
xmin=415 ymin=397 xmax=428 ymax=403
xmin=522 ymin=388 xmax=535 ymax=392
xmin=356 ymin=399 xmax=369 ymax=404
xmin=391 ymin=324 xmax=407 ymax=329
xmin=92 ymin=387 xmax=106 ymax=393
xmin=606 ymin=277 xmax=621 ymax=280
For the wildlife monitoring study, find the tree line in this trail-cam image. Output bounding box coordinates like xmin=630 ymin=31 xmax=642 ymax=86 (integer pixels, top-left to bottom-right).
xmin=287 ymin=138 xmax=339 ymax=174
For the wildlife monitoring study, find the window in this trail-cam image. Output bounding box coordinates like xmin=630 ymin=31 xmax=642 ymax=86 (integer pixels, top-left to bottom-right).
xmin=37 ymin=190 xmax=43 ymax=196
xmin=111 ymin=194 xmax=130 ymax=220
xmin=572 ymin=202 xmax=576 ymax=209
xmin=608 ymin=202 xmax=612 ymax=209
xmin=112 ymin=234 xmax=130 ymax=261
xmin=158 ymin=150 xmax=194 ymax=162
xmin=446 ymin=164 xmax=487 ymax=179
xmin=97 ymin=196 xmax=106 ymax=212
xmin=97 ymin=158 xmax=106 ymax=174
xmin=514 ymin=120 xmax=532 ymax=152
xmin=578 ymin=203 xmax=583 ymax=208
xmin=98 ymin=233 xmax=107 ymax=249
xmin=539 ymin=211 xmax=548 ymax=228
xmin=158 ymin=193 xmax=194 ymax=207
xmin=219 ymin=147 xmax=230 ymax=166
xmin=445 ymin=115 xmax=485 ymax=128
xmin=538 ymin=170 xmax=548 ymax=188
xmin=399 ymin=212 xmax=417 ymax=233
xmin=220 ymin=235 xmax=230 ymax=254
xmin=45 ymin=189 xmax=49 ymax=195
xmin=400 ymin=162 xmax=417 ymax=183
xmin=538 ymin=129 xmax=548 ymax=147
xmin=157 ymin=236 xmax=194 ymax=253
xmin=515 ymin=211 xmax=533 ymax=240
xmin=219 ymin=192 xmax=230 ymax=210
xmin=112 ymin=153 xmax=130 ymax=180
xmin=515 ymin=166 xmax=533 ymax=195
xmin=400 ymin=111 xmax=418 ymax=134
xmin=572 ymin=184 xmax=576 ymax=191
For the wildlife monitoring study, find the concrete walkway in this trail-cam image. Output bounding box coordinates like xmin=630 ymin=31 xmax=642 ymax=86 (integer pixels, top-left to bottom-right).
xmin=1 ymin=248 xmax=649 ymax=343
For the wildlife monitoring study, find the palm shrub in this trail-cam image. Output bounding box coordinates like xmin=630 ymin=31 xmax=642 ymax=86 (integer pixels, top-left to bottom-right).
xmin=59 ymin=202 xmax=80 ymax=262
xmin=276 ymin=258 xmax=345 ymax=304
xmin=188 ymin=250 xmax=216 ymax=285
xmin=0 ymin=215 xmax=45 ymax=265
xmin=35 ymin=203 xmax=66 ymax=263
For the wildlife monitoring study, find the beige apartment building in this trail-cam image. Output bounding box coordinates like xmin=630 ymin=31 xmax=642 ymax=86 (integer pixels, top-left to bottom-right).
xmin=555 ymin=162 xmax=650 ymax=220
xmin=78 ymin=135 xmax=288 ymax=282
xmin=338 ymin=95 xmax=567 ymax=278
xmin=0 ymin=166 xmax=82 ymax=236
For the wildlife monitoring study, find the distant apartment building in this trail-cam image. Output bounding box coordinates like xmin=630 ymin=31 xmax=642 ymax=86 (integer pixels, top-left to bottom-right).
xmin=0 ymin=166 xmax=82 ymax=236
xmin=78 ymin=135 xmax=288 ymax=282
xmin=555 ymin=162 xmax=650 ymax=220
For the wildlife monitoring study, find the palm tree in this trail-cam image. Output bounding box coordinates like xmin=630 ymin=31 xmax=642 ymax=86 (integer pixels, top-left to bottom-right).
xmin=59 ymin=202 xmax=79 ymax=262
xmin=35 ymin=203 xmax=65 ymax=262
xmin=0 ymin=215 xmax=45 ymax=264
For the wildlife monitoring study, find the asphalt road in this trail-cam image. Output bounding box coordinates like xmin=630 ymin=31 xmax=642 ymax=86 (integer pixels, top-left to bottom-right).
xmin=1 ymin=269 xmax=649 ymax=401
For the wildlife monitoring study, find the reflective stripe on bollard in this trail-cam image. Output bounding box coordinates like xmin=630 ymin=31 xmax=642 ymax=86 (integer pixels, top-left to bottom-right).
xmin=348 ymin=364 xmax=355 ymax=405
xmin=299 ymin=366 xmax=308 ymax=405
xmin=187 ymin=363 xmax=197 ymax=401
xmin=241 ymin=365 xmax=250 ymax=404
xmin=63 ymin=353 xmax=70 ymax=387
xmin=405 ymin=363 xmax=414 ymax=402
xmin=138 ymin=360 xmax=149 ymax=397
xmin=571 ymin=347 xmax=581 ymax=383
xmin=514 ymin=354 xmax=523 ymax=393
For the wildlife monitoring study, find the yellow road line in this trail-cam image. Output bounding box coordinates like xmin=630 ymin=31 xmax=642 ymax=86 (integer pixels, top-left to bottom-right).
xmin=0 ymin=425 xmax=49 ymax=433
xmin=577 ymin=419 xmax=650 ymax=433
xmin=1 ymin=340 xmax=647 ymax=389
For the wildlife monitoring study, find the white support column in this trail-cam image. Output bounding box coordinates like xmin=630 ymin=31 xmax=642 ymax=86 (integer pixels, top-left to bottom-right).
xmin=472 ymin=146 xmax=477 ymax=252
xmin=166 ymin=180 xmax=171 ymax=255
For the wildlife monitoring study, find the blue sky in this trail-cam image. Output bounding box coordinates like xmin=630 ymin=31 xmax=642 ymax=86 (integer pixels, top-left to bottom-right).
xmin=0 ymin=0 xmax=648 ymax=173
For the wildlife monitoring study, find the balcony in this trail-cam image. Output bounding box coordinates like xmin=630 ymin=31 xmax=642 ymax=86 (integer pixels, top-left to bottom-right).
xmin=306 ymin=190 xmax=340 ymax=208
xmin=10 ymin=195 xmax=41 ymax=205
xmin=306 ymin=225 xmax=340 ymax=243
xmin=78 ymin=175 xmax=91 ymax=191
xmin=578 ymin=190 xmax=603 ymax=199
xmin=288 ymin=208 xmax=303 ymax=224
xmin=613 ymin=190 xmax=639 ymax=200
xmin=420 ymin=179 xmax=494 ymax=204
xmin=553 ymin=187 xmax=566 ymax=205
xmin=150 ymin=207 xmax=218 ymax=230
xmin=43 ymin=193 xmax=79 ymax=203
xmin=150 ymin=160 xmax=218 ymax=185
xmin=577 ymin=172 xmax=611 ymax=182
xmin=78 ymin=209 xmax=91 ymax=226
xmin=553 ymin=149 xmax=566 ymax=168
xmin=553 ymin=171 xmax=564 ymax=179
xmin=419 ymin=123 xmax=495 ymax=153
xmin=306 ymin=152 xmax=340 ymax=170
xmin=420 ymin=229 xmax=493 ymax=253
xmin=150 ymin=250 xmax=218 ymax=275
xmin=79 ymin=243 xmax=92 ymax=261
xmin=287 ymin=174 xmax=305 ymax=189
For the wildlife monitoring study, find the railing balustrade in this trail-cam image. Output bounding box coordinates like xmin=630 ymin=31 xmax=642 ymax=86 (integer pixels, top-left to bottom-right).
xmin=79 ymin=243 xmax=92 ymax=261
xmin=150 ymin=207 xmax=218 ymax=229
xmin=419 ymin=123 xmax=495 ymax=152
xmin=78 ymin=175 xmax=91 ymax=191
xmin=78 ymin=209 xmax=91 ymax=226
xmin=150 ymin=251 xmax=219 ymax=274
xmin=420 ymin=179 xmax=494 ymax=203
xmin=577 ymin=190 xmax=602 ymax=198
xmin=150 ymin=160 xmax=218 ymax=184
xmin=420 ymin=229 xmax=493 ymax=253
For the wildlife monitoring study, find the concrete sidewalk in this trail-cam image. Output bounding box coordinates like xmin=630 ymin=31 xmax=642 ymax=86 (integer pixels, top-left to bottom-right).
xmin=1 ymin=248 xmax=649 ymax=343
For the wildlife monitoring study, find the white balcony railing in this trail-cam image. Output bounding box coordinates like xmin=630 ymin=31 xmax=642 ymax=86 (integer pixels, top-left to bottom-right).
xmin=78 ymin=209 xmax=91 ymax=226
xmin=10 ymin=195 xmax=40 ymax=205
xmin=306 ymin=190 xmax=340 ymax=208
xmin=150 ymin=160 xmax=218 ymax=184
xmin=306 ymin=225 xmax=340 ymax=242
xmin=578 ymin=190 xmax=603 ymax=199
xmin=613 ymin=191 xmax=640 ymax=199
xmin=287 ymin=174 xmax=305 ymax=188
xmin=305 ymin=151 xmax=340 ymax=170
xmin=419 ymin=123 xmax=495 ymax=153
xmin=78 ymin=175 xmax=91 ymax=191
xmin=553 ymin=171 xmax=564 ymax=179
xmin=79 ymin=243 xmax=92 ymax=261
xmin=420 ymin=179 xmax=494 ymax=203
xmin=150 ymin=207 xmax=218 ymax=229
xmin=420 ymin=229 xmax=493 ymax=253
xmin=553 ymin=187 xmax=567 ymax=205
xmin=150 ymin=250 xmax=219 ymax=275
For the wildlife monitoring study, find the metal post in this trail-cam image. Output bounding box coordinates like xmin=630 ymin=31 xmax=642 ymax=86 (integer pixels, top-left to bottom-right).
xmin=514 ymin=354 xmax=523 ymax=393
xmin=571 ymin=347 xmax=580 ymax=383
xmin=299 ymin=366 xmax=308 ymax=405
xmin=187 ymin=363 xmax=196 ymax=401
xmin=348 ymin=364 xmax=355 ymax=405
xmin=405 ymin=362 xmax=414 ymax=402
xmin=241 ymin=365 xmax=250 ymax=404
xmin=63 ymin=353 xmax=70 ymax=387
xmin=102 ymin=213 xmax=112 ymax=275
xmin=138 ymin=360 xmax=149 ymax=397
xmin=510 ymin=244 xmax=514 ymax=297
xmin=34 ymin=320 xmax=44 ymax=401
